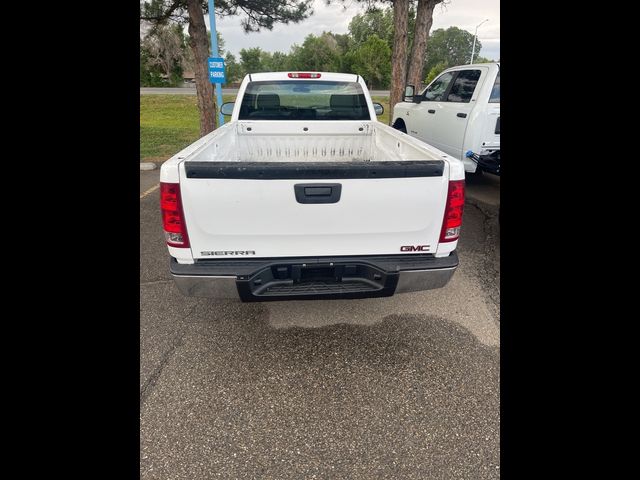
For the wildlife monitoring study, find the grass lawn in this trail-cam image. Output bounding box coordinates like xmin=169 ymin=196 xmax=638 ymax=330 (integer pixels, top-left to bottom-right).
xmin=140 ymin=94 xmax=235 ymax=163
xmin=140 ymin=94 xmax=392 ymax=163
xmin=370 ymin=96 xmax=391 ymax=125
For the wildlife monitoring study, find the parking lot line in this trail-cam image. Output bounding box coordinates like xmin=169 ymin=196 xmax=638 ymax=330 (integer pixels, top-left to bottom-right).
xmin=140 ymin=184 xmax=159 ymax=199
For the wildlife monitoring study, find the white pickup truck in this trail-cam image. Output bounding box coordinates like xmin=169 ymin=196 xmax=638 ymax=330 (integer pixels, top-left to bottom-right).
xmin=160 ymin=72 xmax=465 ymax=301
xmin=392 ymin=63 xmax=500 ymax=175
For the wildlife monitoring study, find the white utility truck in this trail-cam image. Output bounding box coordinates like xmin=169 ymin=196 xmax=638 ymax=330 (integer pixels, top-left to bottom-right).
xmin=160 ymin=72 xmax=465 ymax=301
xmin=392 ymin=63 xmax=500 ymax=175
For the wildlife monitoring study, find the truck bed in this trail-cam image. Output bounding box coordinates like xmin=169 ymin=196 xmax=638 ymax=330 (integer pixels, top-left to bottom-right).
xmin=162 ymin=120 xmax=461 ymax=263
xmin=181 ymin=120 xmax=449 ymax=164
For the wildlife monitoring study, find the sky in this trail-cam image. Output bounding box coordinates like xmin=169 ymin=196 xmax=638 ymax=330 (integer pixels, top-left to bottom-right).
xmin=208 ymin=0 xmax=500 ymax=61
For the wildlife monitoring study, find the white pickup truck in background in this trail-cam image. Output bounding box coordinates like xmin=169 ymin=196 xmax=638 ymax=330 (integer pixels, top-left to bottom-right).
xmin=160 ymin=72 xmax=465 ymax=302
xmin=392 ymin=63 xmax=500 ymax=175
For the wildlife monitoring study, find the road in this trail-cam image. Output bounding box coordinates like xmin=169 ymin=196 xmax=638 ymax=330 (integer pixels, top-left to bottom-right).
xmin=140 ymin=87 xmax=392 ymax=97
xmin=140 ymin=169 xmax=500 ymax=479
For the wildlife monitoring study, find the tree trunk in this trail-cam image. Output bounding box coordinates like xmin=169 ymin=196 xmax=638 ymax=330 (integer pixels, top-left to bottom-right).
xmin=407 ymin=0 xmax=438 ymax=90
xmin=186 ymin=0 xmax=215 ymax=136
xmin=389 ymin=0 xmax=410 ymax=125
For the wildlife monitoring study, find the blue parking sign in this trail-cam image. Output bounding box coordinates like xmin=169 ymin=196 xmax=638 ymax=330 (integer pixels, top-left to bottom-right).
xmin=208 ymin=57 xmax=226 ymax=83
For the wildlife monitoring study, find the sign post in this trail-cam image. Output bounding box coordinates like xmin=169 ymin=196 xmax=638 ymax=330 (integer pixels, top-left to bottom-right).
xmin=208 ymin=0 xmax=225 ymax=127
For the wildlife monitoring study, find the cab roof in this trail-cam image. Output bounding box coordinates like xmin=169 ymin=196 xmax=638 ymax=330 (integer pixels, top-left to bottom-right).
xmin=445 ymin=62 xmax=500 ymax=71
xmin=246 ymin=72 xmax=362 ymax=83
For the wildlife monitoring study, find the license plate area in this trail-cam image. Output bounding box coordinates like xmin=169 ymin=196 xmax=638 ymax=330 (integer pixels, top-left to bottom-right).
xmin=237 ymin=262 xmax=398 ymax=300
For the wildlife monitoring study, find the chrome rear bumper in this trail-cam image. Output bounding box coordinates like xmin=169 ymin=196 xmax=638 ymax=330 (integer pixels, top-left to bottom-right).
xmin=170 ymin=253 xmax=458 ymax=301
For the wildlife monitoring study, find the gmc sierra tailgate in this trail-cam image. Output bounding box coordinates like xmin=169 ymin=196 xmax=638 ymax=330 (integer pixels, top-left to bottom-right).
xmin=179 ymin=160 xmax=449 ymax=260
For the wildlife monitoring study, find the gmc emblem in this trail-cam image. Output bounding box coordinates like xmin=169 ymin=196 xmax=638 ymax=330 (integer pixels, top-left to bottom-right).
xmin=401 ymin=245 xmax=430 ymax=252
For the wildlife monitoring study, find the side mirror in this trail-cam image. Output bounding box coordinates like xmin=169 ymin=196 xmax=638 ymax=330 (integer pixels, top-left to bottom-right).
xmin=404 ymin=85 xmax=423 ymax=104
xmin=220 ymin=102 xmax=235 ymax=116
xmin=373 ymin=102 xmax=384 ymax=116
xmin=404 ymin=85 xmax=415 ymax=102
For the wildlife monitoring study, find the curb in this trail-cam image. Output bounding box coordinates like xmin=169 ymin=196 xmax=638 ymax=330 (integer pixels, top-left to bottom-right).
xmin=140 ymin=162 xmax=157 ymax=171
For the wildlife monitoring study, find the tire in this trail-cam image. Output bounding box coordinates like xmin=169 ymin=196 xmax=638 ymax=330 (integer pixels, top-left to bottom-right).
xmin=465 ymin=167 xmax=483 ymax=180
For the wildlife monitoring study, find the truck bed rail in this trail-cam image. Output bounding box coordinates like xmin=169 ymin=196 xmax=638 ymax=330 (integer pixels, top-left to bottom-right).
xmin=184 ymin=160 xmax=445 ymax=180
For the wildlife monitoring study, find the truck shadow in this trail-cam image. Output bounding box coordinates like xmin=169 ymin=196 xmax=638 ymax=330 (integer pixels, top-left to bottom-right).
xmin=142 ymin=298 xmax=500 ymax=478
xmin=188 ymin=298 xmax=498 ymax=373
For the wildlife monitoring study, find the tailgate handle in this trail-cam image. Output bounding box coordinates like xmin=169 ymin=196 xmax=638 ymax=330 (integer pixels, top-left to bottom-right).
xmin=457 ymin=112 xmax=467 ymax=118
xmin=295 ymin=183 xmax=342 ymax=204
xmin=427 ymin=109 xmax=436 ymax=114
xmin=305 ymin=187 xmax=332 ymax=196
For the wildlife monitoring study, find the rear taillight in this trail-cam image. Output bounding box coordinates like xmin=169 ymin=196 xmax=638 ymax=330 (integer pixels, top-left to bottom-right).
xmin=160 ymin=182 xmax=190 ymax=248
xmin=287 ymin=72 xmax=321 ymax=78
xmin=440 ymin=180 xmax=465 ymax=242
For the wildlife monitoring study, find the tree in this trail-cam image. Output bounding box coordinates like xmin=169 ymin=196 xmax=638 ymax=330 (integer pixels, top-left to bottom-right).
xmin=349 ymin=8 xmax=394 ymax=49
xmin=260 ymin=50 xmax=274 ymax=71
xmin=215 ymin=31 xmax=225 ymax=56
xmin=223 ymin=52 xmax=241 ymax=84
xmin=269 ymin=51 xmax=291 ymax=72
xmin=348 ymin=6 xmax=416 ymax=55
xmin=406 ymin=0 xmax=442 ymax=90
xmin=185 ymin=0 xmax=216 ymax=135
xmin=424 ymin=60 xmax=447 ymax=84
xmin=332 ymin=33 xmax=353 ymax=54
xmin=142 ymin=25 xmax=184 ymax=83
xmin=389 ymin=0 xmax=410 ymax=124
xmin=140 ymin=0 xmax=313 ymax=136
xmin=288 ymin=33 xmax=342 ymax=72
xmin=239 ymin=47 xmax=266 ymax=74
xmin=140 ymin=46 xmax=167 ymax=86
xmin=140 ymin=24 xmax=189 ymax=86
xmin=351 ymin=34 xmax=391 ymax=89
xmin=472 ymin=55 xmax=492 ymax=64
xmin=236 ymin=48 xmax=292 ymax=75
xmin=424 ymin=26 xmax=480 ymax=74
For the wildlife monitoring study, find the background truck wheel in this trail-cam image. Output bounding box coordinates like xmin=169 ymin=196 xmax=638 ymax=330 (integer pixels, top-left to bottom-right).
xmin=465 ymin=167 xmax=483 ymax=180
xmin=392 ymin=119 xmax=407 ymax=134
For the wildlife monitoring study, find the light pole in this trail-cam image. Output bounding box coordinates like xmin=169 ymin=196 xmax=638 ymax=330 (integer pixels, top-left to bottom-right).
xmin=470 ymin=19 xmax=489 ymax=64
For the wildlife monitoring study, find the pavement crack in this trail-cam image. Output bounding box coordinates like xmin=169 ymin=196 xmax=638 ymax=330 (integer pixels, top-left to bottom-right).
xmin=479 ymin=211 xmax=500 ymax=323
xmin=463 ymin=202 xmax=501 ymax=324
xmin=140 ymin=304 xmax=197 ymax=406
xmin=466 ymin=196 xmax=499 ymax=221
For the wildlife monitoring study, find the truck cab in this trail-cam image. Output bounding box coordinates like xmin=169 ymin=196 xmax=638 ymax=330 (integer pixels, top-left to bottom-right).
xmin=392 ymin=63 xmax=500 ymax=175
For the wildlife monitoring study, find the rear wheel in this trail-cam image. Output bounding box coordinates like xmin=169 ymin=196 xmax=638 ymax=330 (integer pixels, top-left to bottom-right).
xmin=465 ymin=167 xmax=483 ymax=180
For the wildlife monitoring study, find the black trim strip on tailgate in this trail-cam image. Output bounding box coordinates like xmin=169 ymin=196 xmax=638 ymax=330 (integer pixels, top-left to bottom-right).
xmin=184 ymin=161 xmax=444 ymax=180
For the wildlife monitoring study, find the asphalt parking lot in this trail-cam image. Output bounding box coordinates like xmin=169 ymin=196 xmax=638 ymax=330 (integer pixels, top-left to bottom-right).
xmin=140 ymin=169 xmax=500 ymax=479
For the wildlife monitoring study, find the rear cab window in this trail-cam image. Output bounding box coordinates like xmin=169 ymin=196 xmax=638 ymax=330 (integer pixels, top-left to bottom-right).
xmin=239 ymin=80 xmax=370 ymax=120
